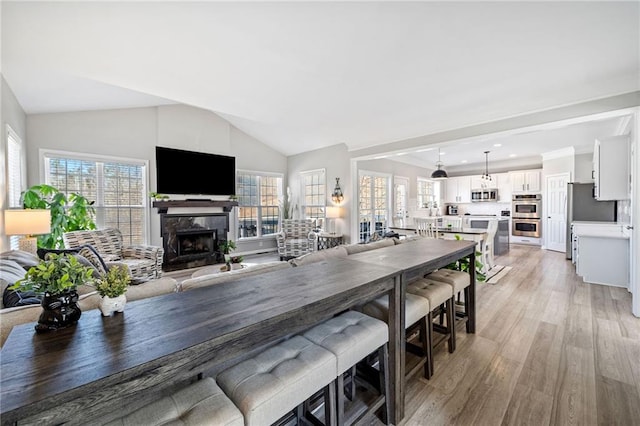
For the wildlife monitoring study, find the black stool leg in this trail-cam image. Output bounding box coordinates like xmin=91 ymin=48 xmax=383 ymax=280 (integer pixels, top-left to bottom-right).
xmin=446 ymin=297 xmax=456 ymax=353
xmin=378 ymin=344 xmax=390 ymax=424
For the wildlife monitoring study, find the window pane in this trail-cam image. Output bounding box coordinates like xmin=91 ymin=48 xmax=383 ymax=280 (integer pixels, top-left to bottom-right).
xmin=45 ymin=154 xmax=147 ymax=244
xmin=236 ymin=173 xmax=283 ymax=238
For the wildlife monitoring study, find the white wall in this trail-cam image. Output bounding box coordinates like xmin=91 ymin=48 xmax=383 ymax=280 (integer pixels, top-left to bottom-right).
xmin=288 ymin=144 xmax=351 ymax=242
xmin=25 ymin=104 xmax=287 ymax=249
xmin=1 ymin=76 xmax=27 ymax=251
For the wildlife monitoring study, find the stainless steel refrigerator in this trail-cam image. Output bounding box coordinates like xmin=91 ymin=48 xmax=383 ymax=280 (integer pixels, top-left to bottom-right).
xmin=566 ymin=183 xmax=617 ymax=259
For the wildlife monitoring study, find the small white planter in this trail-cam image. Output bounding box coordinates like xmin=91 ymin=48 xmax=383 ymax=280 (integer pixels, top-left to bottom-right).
xmin=100 ymin=294 xmax=127 ymax=316
xmin=229 ymin=263 xmax=243 ymax=271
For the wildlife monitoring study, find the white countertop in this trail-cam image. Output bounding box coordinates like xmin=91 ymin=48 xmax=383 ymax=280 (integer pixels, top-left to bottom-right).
xmin=572 ymin=221 xmax=630 ymax=239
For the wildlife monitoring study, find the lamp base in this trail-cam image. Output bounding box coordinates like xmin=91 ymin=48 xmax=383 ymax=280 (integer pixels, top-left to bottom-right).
xmin=18 ymin=237 xmax=38 ymax=255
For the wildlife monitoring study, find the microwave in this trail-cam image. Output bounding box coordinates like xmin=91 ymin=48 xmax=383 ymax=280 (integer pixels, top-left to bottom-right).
xmin=471 ymin=189 xmax=498 ymax=202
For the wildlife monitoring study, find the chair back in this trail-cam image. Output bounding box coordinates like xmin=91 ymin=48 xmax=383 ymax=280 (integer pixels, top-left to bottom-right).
xmin=414 ymin=217 xmax=436 ymax=238
xmin=486 ymin=219 xmax=498 ymax=242
xmin=281 ymin=219 xmax=316 ymax=238
xmin=63 ymin=228 xmax=124 ymax=259
xmin=441 ymin=217 xmax=462 ymax=229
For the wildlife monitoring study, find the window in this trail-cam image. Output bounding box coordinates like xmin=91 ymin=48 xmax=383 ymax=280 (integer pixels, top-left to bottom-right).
xmin=6 ymin=126 xmax=24 ymax=249
xmin=300 ymin=169 xmax=326 ymax=223
xmin=236 ymin=171 xmax=283 ymax=239
xmin=43 ymin=151 xmax=148 ymax=245
xmin=417 ymin=178 xmax=434 ymax=209
xmin=358 ymin=171 xmax=391 ymax=243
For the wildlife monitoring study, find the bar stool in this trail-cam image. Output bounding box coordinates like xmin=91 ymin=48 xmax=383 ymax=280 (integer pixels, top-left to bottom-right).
xmin=427 ymin=268 xmax=474 ymax=333
xmin=406 ymin=277 xmax=455 ymax=378
xmin=362 ymin=293 xmax=432 ymax=380
xmin=104 ymin=377 xmax=243 ymax=426
xmin=217 ymin=335 xmax=337 ymax=426
xmin=302 ymin=310 xmax=389 ymax=425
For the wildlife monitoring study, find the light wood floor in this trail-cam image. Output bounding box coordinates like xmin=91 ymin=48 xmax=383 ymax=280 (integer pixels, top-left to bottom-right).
xmin=400 ymin=244 xmax=640 ymax=426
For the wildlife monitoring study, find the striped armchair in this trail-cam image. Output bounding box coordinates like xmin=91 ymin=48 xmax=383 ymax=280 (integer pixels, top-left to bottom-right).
xmin=63 ymin=228 xmax=163 ymax=283
xmin=276 ymin=219 xmax=318 ymax=260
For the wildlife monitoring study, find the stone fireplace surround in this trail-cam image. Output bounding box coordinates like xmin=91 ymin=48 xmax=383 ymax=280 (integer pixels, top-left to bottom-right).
xmin=153 ymin=200 xmax=238 ymax=271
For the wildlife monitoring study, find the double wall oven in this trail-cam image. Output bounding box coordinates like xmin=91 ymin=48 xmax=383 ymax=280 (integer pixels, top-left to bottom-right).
xmin=512 ymin=194 xmax=541 ymax=238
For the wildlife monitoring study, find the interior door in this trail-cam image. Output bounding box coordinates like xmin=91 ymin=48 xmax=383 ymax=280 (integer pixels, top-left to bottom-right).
xmin=546 ymin=172 xmax=570 ymax=252
xmin=393 ymin=176 xmax=409 ymax=227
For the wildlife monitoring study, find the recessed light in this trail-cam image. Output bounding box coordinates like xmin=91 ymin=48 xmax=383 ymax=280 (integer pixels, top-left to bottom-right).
xmin=509 ymin=154 xmax=517 ymax=158
xmin=494 ymin=143 xmax=502 ymax=147
xmin=416 ymin=148 xmax=435 ymax=153
xmin=395 ymin=152 xmax=407 ymax=156
xmin=374 ymin=155 xmax=389 ymax=159
xmin=461 ymin=160 xmax=468 ymax=163
xmin=440 ymin=152 xmax=446 ymax=155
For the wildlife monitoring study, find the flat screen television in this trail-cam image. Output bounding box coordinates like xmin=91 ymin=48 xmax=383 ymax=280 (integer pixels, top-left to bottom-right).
xmin=156 ymin=146 xmax=236 ymax=196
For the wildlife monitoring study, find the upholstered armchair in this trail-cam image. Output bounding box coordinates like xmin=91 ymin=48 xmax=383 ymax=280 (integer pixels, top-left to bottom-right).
xmin=63 ymin=228 xmax=164 ymax=283
xmin=276 ymin=219 xmax=318 ymax=260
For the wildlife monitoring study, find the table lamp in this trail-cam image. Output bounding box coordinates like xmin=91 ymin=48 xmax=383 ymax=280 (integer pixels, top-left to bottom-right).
xmin=4 ymin=209 xmax=51 ymax=254
xmin=325 ymin=206 xmax=342 ymax=235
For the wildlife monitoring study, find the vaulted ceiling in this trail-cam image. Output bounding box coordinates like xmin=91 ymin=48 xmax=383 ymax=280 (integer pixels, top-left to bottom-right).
xmin=2 ymin=1 xmax=639 ymax=165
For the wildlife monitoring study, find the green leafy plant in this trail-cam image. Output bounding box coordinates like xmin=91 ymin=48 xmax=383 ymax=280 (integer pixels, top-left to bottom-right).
xmin=219 ymin=240 xmax=236 ymax=255
xmin=11 ymin=253 xmax=95 ymax=295
xmin=22 ymin=184 xmax=97 ymax=249
xmin=445 ymin=235 xmax=486 ymax=282
xmin=149 ymin=192 xmax=169 ymax=201
xmin=95 ymin=265 xmax=130 ymax=298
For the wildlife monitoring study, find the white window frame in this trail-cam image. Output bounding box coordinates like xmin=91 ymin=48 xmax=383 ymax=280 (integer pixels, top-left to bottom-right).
xmin=40 ymin=149 xmax=150 ymax=245
xmin=236 ymin=170 xmax=284 ymax=240
xmin=6 ymin=125 xmax=25 ymax=249
xmin=300 ymin=168 xmax=326 ymax=223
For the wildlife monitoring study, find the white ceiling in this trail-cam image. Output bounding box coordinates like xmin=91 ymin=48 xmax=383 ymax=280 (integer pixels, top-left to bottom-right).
xmin=2 ymin=1 xmax=639 ymax=166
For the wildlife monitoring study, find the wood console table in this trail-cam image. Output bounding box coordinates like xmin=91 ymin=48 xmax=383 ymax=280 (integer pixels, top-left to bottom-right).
xmin=0 ymin=258 xmax=403 ymax=425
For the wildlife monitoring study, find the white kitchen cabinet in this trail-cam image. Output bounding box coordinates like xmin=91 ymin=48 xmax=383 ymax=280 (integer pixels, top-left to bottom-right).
xmin=496 ymin=173 xmax=511 ymax=202
xmin=593 ymin=135 xmax=630 ymax=200
xmin=573 ymin=221 xmax=630 ymax=287
xmin=510 ymin=170 xmax=541 ymax=193
xmin=470 ymin=175 xmax=495 ymax=189
xmin=445 ymin=176 xmax=471 ymax=204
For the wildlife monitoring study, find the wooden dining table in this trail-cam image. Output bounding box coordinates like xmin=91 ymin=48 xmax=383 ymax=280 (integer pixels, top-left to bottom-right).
xmin=0 ymin=238 xmax=476 ymax=426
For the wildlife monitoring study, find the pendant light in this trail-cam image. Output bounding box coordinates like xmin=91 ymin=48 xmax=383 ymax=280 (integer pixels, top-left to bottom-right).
xmin=481 ymin=151 xmax=492 ymax=182
xmin=430 ymin=148 xmax=448 ymax=180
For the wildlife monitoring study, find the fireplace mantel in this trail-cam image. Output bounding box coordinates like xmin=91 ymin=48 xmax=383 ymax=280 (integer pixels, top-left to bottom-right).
xmin=152 ymin=200 xmax=238 ymax=214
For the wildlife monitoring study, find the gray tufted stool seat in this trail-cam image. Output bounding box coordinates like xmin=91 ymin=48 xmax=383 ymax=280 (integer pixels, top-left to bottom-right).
xmin=303 ymin=310 xmax=390 ymax=424
xmin=104 ymin=377 xmax=243 ymax=426
xmin=362 ymin=293 xmax=432 ymax=380
xmin=427 ymin=268 xmax=474 ymax=333
xmin=216 ymin=335 xmax=337 ymax=426
xmin=408 ymin=277 xmax=456 ymax=376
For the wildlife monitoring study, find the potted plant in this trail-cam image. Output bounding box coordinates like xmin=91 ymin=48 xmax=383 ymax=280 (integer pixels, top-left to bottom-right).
xmin=95 ymin=265 xmax=131 ymax=316
xmin=229 ymin=255 xmax=244 ymax=271
xmin=219 ymin=239 xmax=236 ymax=263
xmin=22 ymin=184 xmax=97 ymax=249
xmin=11 ymin=253 xmax=94 ymax=332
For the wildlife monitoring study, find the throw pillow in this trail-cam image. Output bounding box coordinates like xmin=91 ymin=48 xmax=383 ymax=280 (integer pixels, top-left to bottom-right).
xmin=2 ymin=279 xmax=41 ymax=308
xmin=0 ymin=250 xmax=40 ymax=269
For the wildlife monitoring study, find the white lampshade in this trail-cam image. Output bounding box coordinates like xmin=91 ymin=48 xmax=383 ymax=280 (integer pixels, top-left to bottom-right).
xmin=325 ymin=207 xmax=342 ymax=219
xmin=5 ymin=209 xmax=51 ymax=235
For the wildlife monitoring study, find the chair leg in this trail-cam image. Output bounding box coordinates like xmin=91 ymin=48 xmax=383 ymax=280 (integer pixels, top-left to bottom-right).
xmin=420 ymin=315 xmax=433 ymax=380
xmin=324 ymin=381 xmax=337 ymax=426
xmin=464 ymin=286 xmax=473 ymax=334
xmin=378 ymin=344 xmax=391 ymax=424
xmin=427 ymin=312 xmax=434 ymax=375
xmin=336 ymin=373 xmax=345 ymax=426
xmin=348 ymin=366 xmax=356 ymax=401
xmin=446 ymin=298 xmax=456 ymax=353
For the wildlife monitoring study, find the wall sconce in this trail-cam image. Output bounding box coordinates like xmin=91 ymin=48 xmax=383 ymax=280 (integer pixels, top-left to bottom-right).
xmin=4 ymin=209 xmax=52 ymax=254
xmin=331 ymin=178 xmax=344 ymax=204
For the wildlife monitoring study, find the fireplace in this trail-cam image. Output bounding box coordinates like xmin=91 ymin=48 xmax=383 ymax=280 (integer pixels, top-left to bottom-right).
xmin=159 ymin=212 xmax=229 ymax=271
xmin=176 ymin=230 xmax=216 ymax=257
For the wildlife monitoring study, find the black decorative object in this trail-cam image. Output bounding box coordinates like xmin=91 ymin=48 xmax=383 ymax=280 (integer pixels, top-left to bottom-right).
xmin=331 ymin=178 xmax=344 ymax=204
xmin=35 ymin=290 xmax=81 ymax=333
xmin=430 ymin=148 xmax=448 ymax=180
